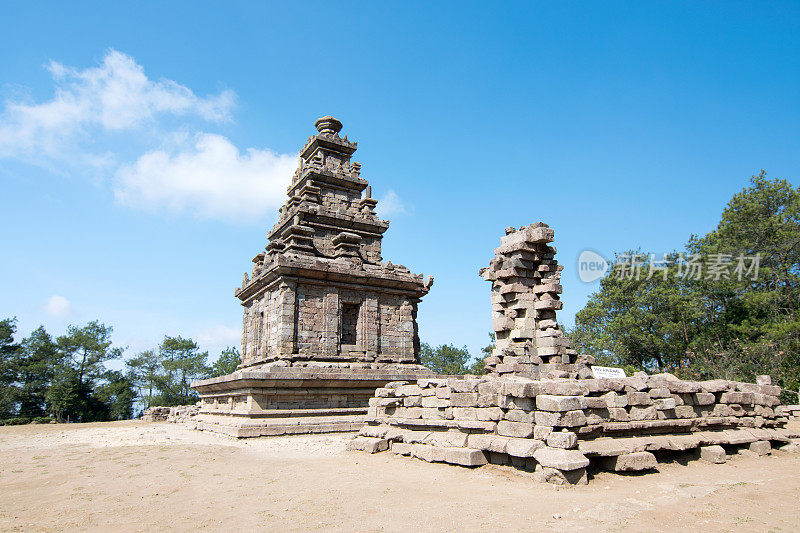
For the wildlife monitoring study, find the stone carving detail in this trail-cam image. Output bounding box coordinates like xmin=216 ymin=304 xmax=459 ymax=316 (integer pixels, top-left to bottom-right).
xmin=234 ymin=116 xmax=432 ymax=369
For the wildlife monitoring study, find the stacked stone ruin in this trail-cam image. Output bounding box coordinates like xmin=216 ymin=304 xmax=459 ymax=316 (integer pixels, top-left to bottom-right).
xmin=479 ymin=223 xmax=592 ymax=378
xmin=191 ymin=117 xmax=434 ymax=437
xmin=351 ymin=373 xmax=795 ymax=484
xmin=352 ymin=223 xmax=799 ymax=484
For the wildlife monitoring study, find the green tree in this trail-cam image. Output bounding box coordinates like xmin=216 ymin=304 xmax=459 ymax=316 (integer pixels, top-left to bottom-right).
xmin=571 ymin=251 xmax=701 ymax=371
xmin=572 ymin=172 xmax=800 ymax=389
xmin=209 ymin=346 xmax=240 ymax=378
xmin=126 ymin=349 xmax=163 ymax=409
xmin=158 ymin=336 xmax=209 ymax=405
xmin=420 ymin=343 xmax=473 ymax=375
xmin=94 ymin=370 xmax=136 ymax=420
xmin=57 ymin=321 xmax=124 ymax=388
xmin=0 ymin=318 xmax=20 ymax=418
xmin=465 ymin=333 xmax=495 ymax=375
xmin=46 ymin=365 xmax=81 ymax=422
xmin=17 ymin=326 xmax=59 ymax=417
xmin=687 ymin=171 xmax=800 ymax=387
xmin=48 ymin=321 xmax=125 ymax=422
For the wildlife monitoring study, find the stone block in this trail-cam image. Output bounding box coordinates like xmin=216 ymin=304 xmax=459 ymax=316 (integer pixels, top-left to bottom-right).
xmin=411 ymin=444 xmax=444 ymax=463
xmin=533 ymin=447 xmax=590 ymax=470
xmin=347 ymin=437 xmax=388 ymax=453
xmin=390 ymin=442 xmax=413 ymax=455
xmin=444 ymin=447 xmax=487 ymax=466
xmin=435 ymin=387 xmax=451 ymax=399
xmin=448 ymin=379 xmax=480 ymax=393
xmin=468 ymin=434 xmax=510 ymax=453
xmin=627 ymin=392 xmax=653 ymax=406
xmin=584 ymin=396 xmax=608 ymax=409
xmin=693 ymin=392 xmax=716 ymax=406
xmin=538 ymin=381 xmax=589 ymax=396
xmin=426 ymin=430 xmax=469 ymax=448
xmin=597 ymin=451 xmax=657 ymax=472
xmin=475 ymin=407 xmax=504 ymax=421
xmin=534 ymin=466 xmax=588 ymax=485
xmin=654 ymin=398 xmax=677 ymax=410
xmin=535 ymin=410 xmax=587 ymax=427
xmin=533 ymin=425 xmax=553 ymax=440
xmin=478 ymin=380 xmax=502 ymax=395
xmin=497 ymin=420 xmax=535 ymax=438
xmin=499 ymin=395 xmax=535 ymax=410
xmin=749 ymin=440 xmax=771 ymax=456
xmin=699 ymin=445 xmax=726 ymax=463
xmin=629 ymin=406 xmax=658 ymax=421
xmin=505 ymin=409 xmax=535 ymax=423
xmin=546 ymin=430 xmax=578 ymax=449
xmin=396 ymin=384 xmax=423 ymax=396
xmin=649 ymin=388 xmax=671 ymax=399
xmin=667 ymin=381 xmax=701 ymax=394
xmin=403 ymin=396 xmax=422 ymax=407
xmin=603 ymin=392 xmax=629 ymax=408
xmin=506 ymin=437 xmax=544 ymax=457
xmin=450 ymin=392 xmax=479 ymax=407
xmin=420 ymin=407 xmax=446 ymax=420
xmin=501 ymin=380 xmax=539 ymax=397
xmin=536 ymin=394 xmax=586 ymax=412
xmin=700 ymin=379 xmax=730 ymax=393
xmin=452 ymin=407 xmax=477 ymax=420
xmin=421 ymin=397 xmax=449 ymax=408
xmin=607 ymin=407 xmax=629 ymax=421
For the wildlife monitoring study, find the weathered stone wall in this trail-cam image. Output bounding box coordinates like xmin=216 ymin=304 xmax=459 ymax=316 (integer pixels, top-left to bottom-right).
xmin=141 ymin=406 xmax=170 ymax=422
xmin=141 ymin=405 xmax=199 ymax=423
xmin=351 ymin=374 xmax=796 ymax=485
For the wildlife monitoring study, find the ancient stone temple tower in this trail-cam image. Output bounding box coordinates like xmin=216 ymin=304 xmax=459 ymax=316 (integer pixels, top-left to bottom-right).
xmin=191 ymin=117 xmax=434 ymax=437
xmin=236 ymin=116 xmax=433 ymax=368
xmin=479 ymin=223 xmax=590 ymax=378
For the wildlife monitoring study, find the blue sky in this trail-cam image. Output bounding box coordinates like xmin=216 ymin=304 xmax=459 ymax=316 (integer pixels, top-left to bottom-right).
xmin=1 ymin=1 xmax=798 ymax=366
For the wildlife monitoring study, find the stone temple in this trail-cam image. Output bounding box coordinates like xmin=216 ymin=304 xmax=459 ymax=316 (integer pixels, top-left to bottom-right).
xmin=192 ymin=116 xmax=434 ymax=437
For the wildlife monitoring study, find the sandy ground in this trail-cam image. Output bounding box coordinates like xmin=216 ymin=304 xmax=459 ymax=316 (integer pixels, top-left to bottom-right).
xmin=1 ymin=421 xmax=799 ymax=532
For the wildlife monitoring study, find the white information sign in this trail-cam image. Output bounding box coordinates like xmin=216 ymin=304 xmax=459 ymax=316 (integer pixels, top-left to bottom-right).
xmin=591 ymin=366 xmax=627 ymax=379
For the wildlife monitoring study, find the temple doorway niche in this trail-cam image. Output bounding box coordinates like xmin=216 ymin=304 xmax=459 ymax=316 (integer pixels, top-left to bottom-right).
xmin=341 ymin=302 xmax=360 ymax=346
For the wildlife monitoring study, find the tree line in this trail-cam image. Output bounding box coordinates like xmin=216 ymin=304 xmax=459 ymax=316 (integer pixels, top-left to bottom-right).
xmin=0 ymin=319 xmax=239 ymax=424
xmin=570 ymin=172 xmax=800 ymax=400
xmin=3 ymin=172 xmax=795 ymax=421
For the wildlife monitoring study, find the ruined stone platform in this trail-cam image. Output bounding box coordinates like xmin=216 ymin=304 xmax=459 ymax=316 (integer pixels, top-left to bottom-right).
xmin=350 ymin=373 xmax=797 ymax=485
xmin=193 ymin=366 xmax=433 ymax=437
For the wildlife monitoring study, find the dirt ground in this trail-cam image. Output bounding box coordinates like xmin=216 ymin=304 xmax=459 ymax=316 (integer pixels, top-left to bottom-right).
xmin=1 ymin=421 xmax=799 ymax=532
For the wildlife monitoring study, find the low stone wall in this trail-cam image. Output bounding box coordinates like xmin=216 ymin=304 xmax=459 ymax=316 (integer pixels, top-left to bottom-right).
xmin=350 ymin=373 xmax=798 ymax=485
xmin=141 ymin=405 xmax=199 ymax=424
xmin=168 ymin=404 xmax=200 ymax=424
xmin=141 ymin=407 xmax=171 ymax=422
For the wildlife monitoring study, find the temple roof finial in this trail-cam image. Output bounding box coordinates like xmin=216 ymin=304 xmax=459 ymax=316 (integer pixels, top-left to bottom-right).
xmin=314 ymin=115 xmax=343 ymax=135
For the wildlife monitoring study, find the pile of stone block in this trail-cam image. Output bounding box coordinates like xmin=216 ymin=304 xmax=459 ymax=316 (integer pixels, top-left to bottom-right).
xmin=479 ymin=223 xmax=589 ymax=378
xmin=167 ymin=404 xmax=200 ymax=424
xmin=777 ymin=404 xmax=800 ymax=421
xmin=141 ymin=406 xmax=170 ymax=422
xmin=142 ymin=405 xmax=200 ymax=423
xmin=350 ymin=373 xmax=797 ymax=485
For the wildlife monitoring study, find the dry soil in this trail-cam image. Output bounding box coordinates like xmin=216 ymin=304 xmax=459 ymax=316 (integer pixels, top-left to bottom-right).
xmin=1 ymin=420 xmax=799 ymax=532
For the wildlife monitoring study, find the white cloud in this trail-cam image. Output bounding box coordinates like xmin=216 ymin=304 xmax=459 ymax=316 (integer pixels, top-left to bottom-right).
xmin=44 ymin=295 xmax=72 ymax=318
xmin=0 ymin=49 xmax=235 ymax=163
xmin=0 ymin=50 xmax=301 ymax=223
xmin=376 ymin=189 xmax=408 ymax=218
xmin=114 ymin=133 xmax=297 ymax=222
xmin=196 ymin=324 xmax=240 ymax=348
